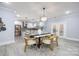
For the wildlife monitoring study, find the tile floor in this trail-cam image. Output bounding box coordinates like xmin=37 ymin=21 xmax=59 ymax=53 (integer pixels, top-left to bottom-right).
xmin=0 ymin=36 xmax=79 ymax=56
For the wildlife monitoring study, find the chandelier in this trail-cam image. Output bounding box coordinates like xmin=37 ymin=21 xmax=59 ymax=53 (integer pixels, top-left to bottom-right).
xmin=40 ymin=7 xmax=47 ymax=22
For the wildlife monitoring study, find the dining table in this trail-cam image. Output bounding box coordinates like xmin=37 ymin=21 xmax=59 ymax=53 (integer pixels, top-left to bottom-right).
xmin=30 ymin=33 xmax=52 ymax=48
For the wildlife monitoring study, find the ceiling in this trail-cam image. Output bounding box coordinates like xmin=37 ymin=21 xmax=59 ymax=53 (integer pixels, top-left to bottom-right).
xmin=0 ymin=2 xmax=79 ymax=19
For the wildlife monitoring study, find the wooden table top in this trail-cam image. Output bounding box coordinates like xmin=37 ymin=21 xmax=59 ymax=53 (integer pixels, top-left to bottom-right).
xmin=30 ymin=33 xmax=53 ymax=38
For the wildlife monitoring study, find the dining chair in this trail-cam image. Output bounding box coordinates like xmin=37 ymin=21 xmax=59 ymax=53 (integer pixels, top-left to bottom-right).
xmin=24 ymin=33 xmax=37 ymax=52
xmin=42 ymin=34 xmax=58 ymax=50
xmin=52 ymin=34 xmax=58 ymax=46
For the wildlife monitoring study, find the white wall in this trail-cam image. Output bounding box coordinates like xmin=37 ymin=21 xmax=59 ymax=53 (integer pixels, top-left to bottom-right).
xmin=44 ymin=18 xmax=66 ymax=35
xmin=45 ymin=13 xmax=79 ymax=41
xmin=0 ymin=7 xmax=16 ymax=45
xmin=63 ymin=14 xmax=79 ymax=41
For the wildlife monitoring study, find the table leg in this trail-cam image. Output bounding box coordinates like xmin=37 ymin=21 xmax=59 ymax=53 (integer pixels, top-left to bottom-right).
xmin=38 ymin=37 xmax=41 ymax=48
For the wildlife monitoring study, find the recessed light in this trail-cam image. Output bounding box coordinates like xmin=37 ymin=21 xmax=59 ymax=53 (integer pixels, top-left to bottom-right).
xmin=4 ymin=2 xmax=10 ymax=4
xmin=65 ymin=11 xmax=71 ymax=14
xmin=16 ymin=14 xmax=20 ymax=17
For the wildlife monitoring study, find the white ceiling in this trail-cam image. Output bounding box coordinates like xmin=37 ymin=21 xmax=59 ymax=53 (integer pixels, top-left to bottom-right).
xmin=1 ymin=2 xmax=79 ymax=19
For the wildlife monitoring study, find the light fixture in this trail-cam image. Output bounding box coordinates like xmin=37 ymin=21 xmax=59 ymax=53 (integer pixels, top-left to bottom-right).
xmin=16 ymin=14 xmax=20 ymax=17
xmin=65 ymin=11 xmax=71 ymax=14
xmin=14 ymin=21 xmax=21 ymax=25
xmin=39 ymin=22 xmax=44 ymax=27
xmin=38 ymin=29 xmax=42 ymax=34
xmin=41 ymin=16 xmax=47 ymax=22
xmin=4 ymin=2 xmax=11 ymax=4
xmin=41 ymin=7 xmax=47 ymax=22
xmin=33 ymin=23 xmax=37 ymax=27
xmin=27 ymin=23 xmax=33 ymax=28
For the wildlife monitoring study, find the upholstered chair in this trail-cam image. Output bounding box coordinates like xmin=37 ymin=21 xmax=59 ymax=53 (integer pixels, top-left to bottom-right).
xmin=42 ymin=34 xmax=58 ymax=50
xmin=24 ymin=34 xmax=37 ymax=52
xmin=52 ymin=34 xmax=58 ymax=46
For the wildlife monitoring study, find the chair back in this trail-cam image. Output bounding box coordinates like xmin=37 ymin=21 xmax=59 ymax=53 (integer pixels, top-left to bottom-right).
xmin=25 ymin=33 xmax=30 ymax=38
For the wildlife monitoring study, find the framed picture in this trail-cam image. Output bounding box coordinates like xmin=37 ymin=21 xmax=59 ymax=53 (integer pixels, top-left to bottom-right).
xmin=0 ymin=17 xmax=6 ymax=32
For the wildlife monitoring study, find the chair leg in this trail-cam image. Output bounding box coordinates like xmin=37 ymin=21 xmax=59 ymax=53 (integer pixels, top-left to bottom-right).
xmin=56 ymin=39 xmax=58 ymax=46
xmin=56 ymin=41 xmax=58 ymax=46
xmin=24 ymin=44 xmax=27 ymax=52
xmin=49 ymin=44 xmax=53 ymax=51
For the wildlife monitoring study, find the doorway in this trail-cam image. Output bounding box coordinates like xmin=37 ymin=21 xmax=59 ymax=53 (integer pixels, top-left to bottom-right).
xmin=51 ymin=24 xmax=64 ymax=36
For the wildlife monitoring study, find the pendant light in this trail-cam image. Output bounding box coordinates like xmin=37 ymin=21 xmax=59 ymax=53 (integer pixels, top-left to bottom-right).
xmin=41 ymin=7 xmax=47 ymax=22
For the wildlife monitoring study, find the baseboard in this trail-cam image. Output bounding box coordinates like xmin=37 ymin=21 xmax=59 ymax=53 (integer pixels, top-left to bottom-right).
xmin=61 ymin=36 xmax=79 ymax=41
xmin=0 ymin=40 xmax=15 ymax=46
